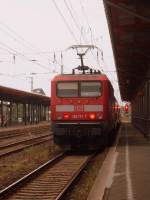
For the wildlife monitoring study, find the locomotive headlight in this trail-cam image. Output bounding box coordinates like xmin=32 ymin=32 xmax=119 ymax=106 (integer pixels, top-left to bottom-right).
xmin=89 ymin=113 xmax=96 ymax=120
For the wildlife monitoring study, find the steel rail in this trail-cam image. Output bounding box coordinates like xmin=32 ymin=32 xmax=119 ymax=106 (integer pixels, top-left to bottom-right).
xmin=0 ymin=153 xmax=94 ymax=200
xmin=0 ymin=124 xmax=50 ymax=139
xmin=0 ymin=132 xmax=25 ymax=140
xmin=55 ymin=154 xmax=94 ymax=200
xmin=0 ymin=152 xmax=65 ymax=198
xmin=0 ymin=128 xmax=49 ymax=140
xmin=0 ymin=133 xmax=52 ymax=149
xmin=0 ymin=135 xmax=53 ymax=157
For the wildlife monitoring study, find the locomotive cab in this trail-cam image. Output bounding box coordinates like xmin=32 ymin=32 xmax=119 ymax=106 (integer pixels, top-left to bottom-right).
xmin=51 ymin=73 xmax=116 ymax=150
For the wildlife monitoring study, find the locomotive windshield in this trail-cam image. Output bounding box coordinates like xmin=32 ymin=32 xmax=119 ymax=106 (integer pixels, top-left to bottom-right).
xmin=57 ymin=82 xmax=78 ymax=97
xmin=57 ymin=81 xmax=101 ymax=97
xmin=80 ymin=81 xmax=101 ymax=97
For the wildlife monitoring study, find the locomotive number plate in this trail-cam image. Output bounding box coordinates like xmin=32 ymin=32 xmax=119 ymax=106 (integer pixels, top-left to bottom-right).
xmin=74 ymin=105 xmax=84 ymax=112
xmin=72 ymin=114 xmax=85 ymax=119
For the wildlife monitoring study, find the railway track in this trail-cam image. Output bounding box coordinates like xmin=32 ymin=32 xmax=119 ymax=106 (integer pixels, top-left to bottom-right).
xmin=0 ymin=133 xmax=53 ymax=157
xmin=0 ymin=132 xmax=26 ymax=140
xmin=0 ymin=152 xmax=94 ymax=200
xmin=0 ymin=123 xmax=50 ymax=139
xmin=0 ymin=127 xmax=50 ymax=141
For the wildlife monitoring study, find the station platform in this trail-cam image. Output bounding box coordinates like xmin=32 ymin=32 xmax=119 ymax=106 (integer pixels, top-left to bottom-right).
xmin=108 ymin=123 xmax=150 ymax=200
xmin=88 ymin=123 xmax=150 ymax=200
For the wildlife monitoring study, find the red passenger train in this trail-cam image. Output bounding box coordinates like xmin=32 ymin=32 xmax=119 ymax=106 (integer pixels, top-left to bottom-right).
xmin=51 ymin=45 xmax=120 ymax=150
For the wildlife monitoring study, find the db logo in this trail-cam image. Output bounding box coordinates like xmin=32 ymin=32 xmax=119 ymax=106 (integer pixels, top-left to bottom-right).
xmin=74 ymin=105 xmax=84 ymax=111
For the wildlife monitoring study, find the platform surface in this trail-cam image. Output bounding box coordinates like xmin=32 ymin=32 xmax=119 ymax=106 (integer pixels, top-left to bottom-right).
xmin=108 ymin=123 xmax=150 ymax=200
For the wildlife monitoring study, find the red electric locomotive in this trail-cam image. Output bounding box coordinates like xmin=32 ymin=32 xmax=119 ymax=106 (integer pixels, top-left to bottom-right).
xmin=51 ymin=45 xmax=119 ymax=150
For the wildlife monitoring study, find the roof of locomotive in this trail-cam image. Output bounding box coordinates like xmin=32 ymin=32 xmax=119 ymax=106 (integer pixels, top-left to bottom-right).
xmin=52 ymin=73 xmax=109 ymax=82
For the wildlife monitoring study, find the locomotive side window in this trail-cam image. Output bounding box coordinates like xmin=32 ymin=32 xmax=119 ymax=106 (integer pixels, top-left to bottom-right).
xmin=81 ymin=81 xmax=101 ymax=97
xmin=57 ymin=82 xmax=78 ymax=97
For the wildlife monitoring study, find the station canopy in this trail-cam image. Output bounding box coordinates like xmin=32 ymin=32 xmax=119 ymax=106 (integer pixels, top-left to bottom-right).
xmin=0 ymin=85 xmax=50 ymax=105
xmin=103 ymin=0 xmax=150 ymax=101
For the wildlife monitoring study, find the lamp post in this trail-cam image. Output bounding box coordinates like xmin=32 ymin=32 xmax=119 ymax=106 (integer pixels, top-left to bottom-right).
xmin=27 ymin=76 xmax=34 ymax=92
xmin=27 ymin=73 xmax=36 ymax=92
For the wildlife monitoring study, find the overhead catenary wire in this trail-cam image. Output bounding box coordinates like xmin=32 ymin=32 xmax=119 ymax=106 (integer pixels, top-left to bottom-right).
xmin=66 ymin=0 xmax=84 ymax=28
xmin=0 ymin=71 xmax=56 ymax=87
xmin=78 ymin=1 xmax=120 ymax=98
xmin=65 ymin=0 xmax=86 ymax=44
xmin=0 ymin=72 xmax=27 ymax=82
xmin=14 ymin=72 xmax=53 ymax=76
xmin=51 ymin=0 xmax=79 ymax=44
xmin=0 ymin=41 xmax=51 ymax=71
xmin=0 ymin=0 xmax=102 ymax=73
xmin=63 ymin=0 xmax=81 ymax=32
xmin=79 ymin=0 xmax=91 ymax=29
xmin=78 ymin=1 xmax=104 ymax=70
xmin=80 ymin=2 xmax=119 ymax=78
xmin=63 ymin=0 xmax=90 ymax=46
xmin=0 ymin=20 xmax=59 ymax=66
xmin=61 ymin=0 xmax=103 ymax=72
xmin=66 ymin=1 xmax=103 ymax=71
xmin=0 ymin=16 xmax=72 ymax=72
xmin=0 ymin=20 xmax=41 ymax=52
xmin=51 ymin=0 xmax=93 ymax=72
xmin=53 ymin=0 xmax=118 ymax=84
xmin=0 ymin=1 xmax=118 ymax=86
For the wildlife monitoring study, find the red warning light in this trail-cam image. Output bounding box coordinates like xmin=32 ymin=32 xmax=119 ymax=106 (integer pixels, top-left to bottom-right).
xmin=89 ymin=113 xmax=96 ymax=120
xmin=124 ymin=104 xmax=129 ymax=112
xmin=63 ymin=114 xmax=70 ymax=120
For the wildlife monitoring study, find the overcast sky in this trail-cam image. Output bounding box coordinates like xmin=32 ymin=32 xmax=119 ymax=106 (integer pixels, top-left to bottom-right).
xmin=0 ymin=0 xmax=121 ymax=103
